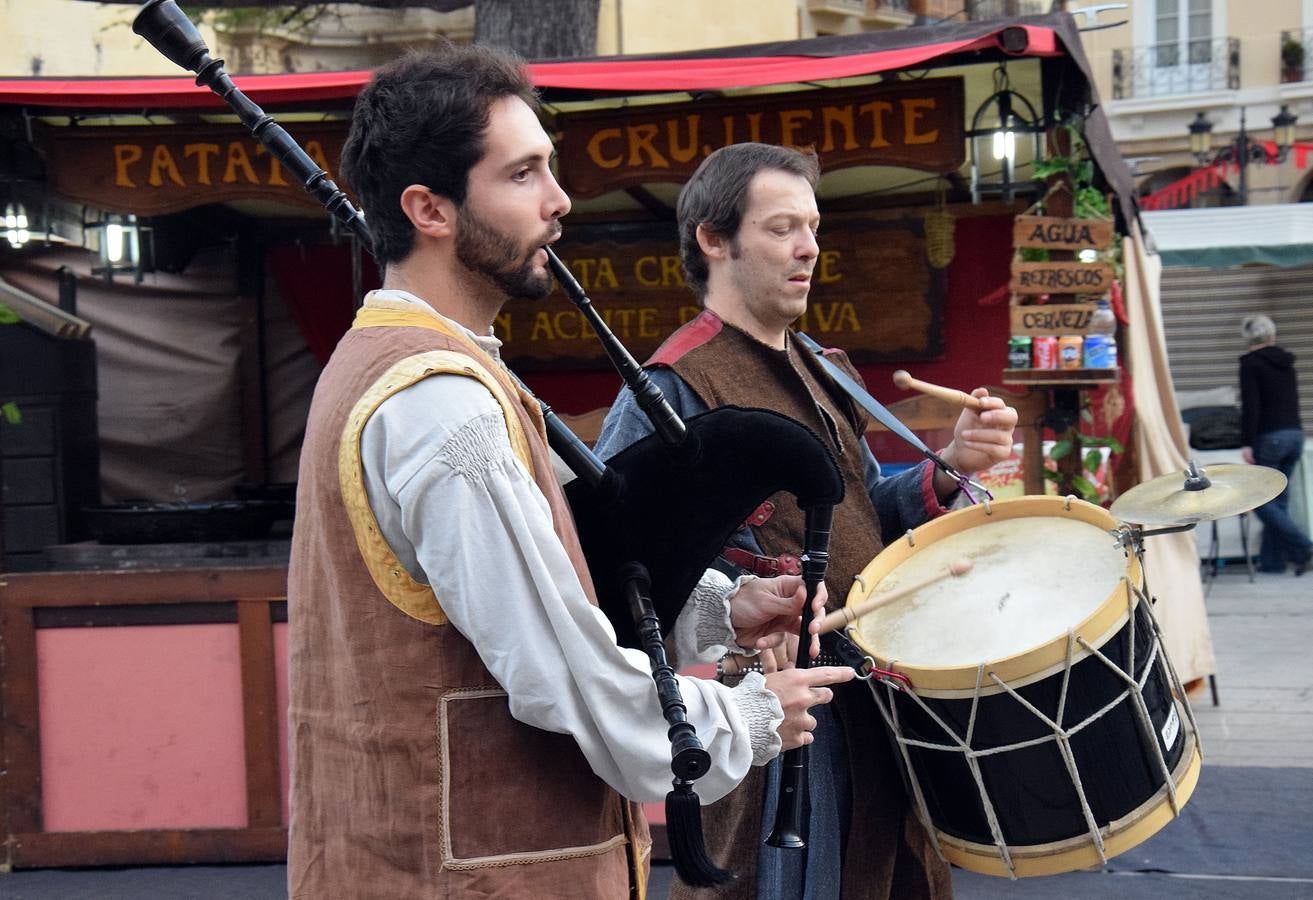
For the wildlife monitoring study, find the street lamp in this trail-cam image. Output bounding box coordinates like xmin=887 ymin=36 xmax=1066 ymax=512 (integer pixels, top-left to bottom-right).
xmin=1188 ymin=111 xmax=1213 ymax=159
xmin=1187 ymin=105 xmax=1300 ymax=205
xmin=1272 ymin=104 xmax=1299 ymax=150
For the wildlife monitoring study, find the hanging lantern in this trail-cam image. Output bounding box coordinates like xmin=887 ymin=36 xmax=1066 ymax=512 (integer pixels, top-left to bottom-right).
xmin=91 ymin=212 xmax=153 ymax=283
xmin=4 ymin=202 xmax=30 ymax=248
xmin=967 ymin=64 xmax=1046 ymax=204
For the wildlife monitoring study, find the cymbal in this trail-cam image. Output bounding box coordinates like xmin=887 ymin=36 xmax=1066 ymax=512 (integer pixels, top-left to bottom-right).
xmin=1110 ymin=463 xmax=1287 ymax=525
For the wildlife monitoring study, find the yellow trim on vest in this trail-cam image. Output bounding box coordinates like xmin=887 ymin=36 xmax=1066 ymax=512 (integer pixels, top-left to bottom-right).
xmin=626 ymin=800 xmax=648 ymax=900
xmin=351 ymin=306 xmax=540 ymax=474
xmin=353 ymin=306 xmax=451 ymax=331
xmin=339 ymin=349 xmax=535 ymax=625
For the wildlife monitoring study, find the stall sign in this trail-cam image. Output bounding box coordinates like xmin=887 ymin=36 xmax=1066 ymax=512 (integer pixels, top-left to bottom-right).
xmin=43 ymin=122 xmax=351 ymax=216
xmin=1009 ymin=303 xmax=1096 ymax=336
xmin=555 ymin=79 xmax=966 ymax=198
xmin=1012 ymin=215 xmax=1113 ymax=252
xmin=1009 ymin=261 xmax=1113 ymax=295
xmin=500 ymin=210 xmax=944 ymax=370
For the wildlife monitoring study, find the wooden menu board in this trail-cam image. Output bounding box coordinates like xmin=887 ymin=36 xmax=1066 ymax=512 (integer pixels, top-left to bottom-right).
xmin=1009 ymin=261 xmax=1113 ymax=295
xmin=499 ymin=210 xmax=945 ymax=370
xmin=1012 ymin=215 xmax=1113 ymax=252
xmin=1010 ymin=303 xmax=1096 ymax=335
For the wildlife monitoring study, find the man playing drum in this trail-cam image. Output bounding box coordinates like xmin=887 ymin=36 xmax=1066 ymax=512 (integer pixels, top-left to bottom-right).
xmin=596 ymin=142 xmax=1019 ymax=900
xmin=287 ymin=50 xmax=855 ymax=899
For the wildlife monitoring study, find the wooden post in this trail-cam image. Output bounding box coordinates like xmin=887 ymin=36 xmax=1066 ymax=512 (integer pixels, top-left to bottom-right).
xmin=1044 ymin=127 xmax=1084 ymax=498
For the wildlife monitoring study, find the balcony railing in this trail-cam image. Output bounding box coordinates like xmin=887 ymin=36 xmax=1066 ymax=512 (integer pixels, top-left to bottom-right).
xmin=965 ymin=0 xmax=1046 ymax=19
xmin=1112 ymin=37 xmax=1240 ymax=99
xmin=807 ymin=0 xmax=910 ymax=18
xmin=1281 ymin=29 xmax=1311 ymax=83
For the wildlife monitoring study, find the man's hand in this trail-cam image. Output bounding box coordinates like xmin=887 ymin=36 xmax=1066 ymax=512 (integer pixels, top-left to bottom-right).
xmin=935 ymin=388 xmax=1019 ymax=500
xmin=1242 ymin=446 xmax=1255 ymax=465
xmin=765 ymin=666 xmax=855 ymax=751
xmin=729 ymin=574 xmax=827 ymax=659
xmin=759 ymin=633 xmax=797 ymax=673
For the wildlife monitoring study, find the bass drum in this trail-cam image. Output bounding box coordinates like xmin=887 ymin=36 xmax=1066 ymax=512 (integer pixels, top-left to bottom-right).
xmin=845 ymin=495 xmax=1200 ymax=878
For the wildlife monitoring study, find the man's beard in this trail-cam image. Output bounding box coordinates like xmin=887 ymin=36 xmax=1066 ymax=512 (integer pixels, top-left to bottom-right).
xmin=455 ymin=205 xmax=556 ymax=300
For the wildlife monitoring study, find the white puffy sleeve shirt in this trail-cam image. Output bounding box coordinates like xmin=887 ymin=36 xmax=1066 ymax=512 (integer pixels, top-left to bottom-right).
xmin=359 ymin=346 xmax=780 ymax=803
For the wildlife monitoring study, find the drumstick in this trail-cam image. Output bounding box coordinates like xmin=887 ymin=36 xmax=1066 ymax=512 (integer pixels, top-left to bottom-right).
xmin=892 ymin=369 xmax=986 ymax=411
xmin=819 ymin=559 xmax=973 ymax=635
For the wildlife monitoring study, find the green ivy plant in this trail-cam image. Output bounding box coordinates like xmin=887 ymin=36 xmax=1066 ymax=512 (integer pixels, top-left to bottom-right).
xmin=1031 ymin=123 xmax=1111 ymax=220
xmin=1045 ymin=434 xmax=1124 ymax=503
xmin=0 ymin=302 xmax=20 ymax=425
xmin=1044 ymin=405 xmax=1124 ymax=504
xmin=1017 ymin=124 xmax=1113 ymax=266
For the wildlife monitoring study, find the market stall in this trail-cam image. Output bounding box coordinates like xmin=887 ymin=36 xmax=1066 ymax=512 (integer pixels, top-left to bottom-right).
xmin=0 ymin=10 xmax=1211 ymax=869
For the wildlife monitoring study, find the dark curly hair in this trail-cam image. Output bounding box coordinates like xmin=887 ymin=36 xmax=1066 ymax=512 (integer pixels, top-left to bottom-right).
xmin=340 ymin=43 xmax=538 ymax=266
xmin=676 ymin=143 xmax=820 ymax=299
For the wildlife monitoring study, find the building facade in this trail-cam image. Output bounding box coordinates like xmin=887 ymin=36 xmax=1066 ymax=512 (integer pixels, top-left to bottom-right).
xmin=1082 ymin=0 xmax=1313 ymax=206
xmin=1082 ymin=0 xmax=1313 ymax=538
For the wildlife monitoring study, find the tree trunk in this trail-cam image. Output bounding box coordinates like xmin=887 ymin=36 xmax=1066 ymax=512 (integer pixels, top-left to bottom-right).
xmin=474 ymin=0 xmax=599 ymax=60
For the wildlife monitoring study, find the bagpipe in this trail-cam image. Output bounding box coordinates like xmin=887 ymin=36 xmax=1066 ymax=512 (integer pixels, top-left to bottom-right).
xmin=131 ymin=0 xmax=848 ymax=884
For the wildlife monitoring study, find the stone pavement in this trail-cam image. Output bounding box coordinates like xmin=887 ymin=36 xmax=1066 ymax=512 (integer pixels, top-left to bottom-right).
xmin=1190 ymin=566 xmax=1312 ymax=769
xmin=3 ymin=561 xmax=1310 ymax=898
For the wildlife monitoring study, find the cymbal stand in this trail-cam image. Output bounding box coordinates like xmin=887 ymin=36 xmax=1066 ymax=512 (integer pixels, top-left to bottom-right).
xmin=1111 ymin=522 xmax=1198 ymax=607
xmin=1112 ymin=521 xmax=1219 ymax=707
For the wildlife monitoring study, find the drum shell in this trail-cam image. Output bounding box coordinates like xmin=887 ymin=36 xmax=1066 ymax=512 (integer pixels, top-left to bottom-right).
xmin=881 ymin=599 xmax=1185 ymax=848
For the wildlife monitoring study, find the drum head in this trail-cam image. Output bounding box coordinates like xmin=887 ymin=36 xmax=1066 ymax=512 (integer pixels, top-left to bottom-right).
xmin=847 ymin=497 xmax=1138 ymax=688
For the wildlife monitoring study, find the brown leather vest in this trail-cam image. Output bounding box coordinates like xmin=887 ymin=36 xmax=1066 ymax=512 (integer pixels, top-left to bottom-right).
xmin=653 ymin=311 xmax=952 ymax=900
xmin=660 ymin=312 xmax=885 ymax=609
xmin=288 ymin=308 xmax=648 ymax=899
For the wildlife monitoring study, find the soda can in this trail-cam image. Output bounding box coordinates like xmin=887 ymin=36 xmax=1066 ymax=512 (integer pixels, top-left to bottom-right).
xmin=1083 ymin=333 xmax=1115 ymax=368
xmin=1058 ymin=335 xmax=1083 ymax=369
xmin=1033 ymin=335 xmax=1059 ymax=369
xmin=1008 ymin=336 xmax=1032 ymax=369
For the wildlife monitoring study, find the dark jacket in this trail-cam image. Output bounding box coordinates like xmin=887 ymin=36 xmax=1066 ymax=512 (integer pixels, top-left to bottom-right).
xmin=1239 ymin=345 xmax=1302 ymax=446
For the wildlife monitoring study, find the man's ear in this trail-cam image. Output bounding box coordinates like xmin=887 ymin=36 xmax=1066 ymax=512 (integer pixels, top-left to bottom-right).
xmin=696 ymin=223 xmax=730 ymax=261
xmin=398 ymin=184 xmax=456 ymax=240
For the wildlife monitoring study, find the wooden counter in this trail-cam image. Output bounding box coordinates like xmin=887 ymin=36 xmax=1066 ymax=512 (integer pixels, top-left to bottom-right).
xmin=0 ymin=566 xmax=288 ymax=869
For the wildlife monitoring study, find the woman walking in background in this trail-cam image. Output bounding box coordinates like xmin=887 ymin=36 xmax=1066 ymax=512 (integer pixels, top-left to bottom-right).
xmin=1240 ymin=315 xmax=1312 ymax=575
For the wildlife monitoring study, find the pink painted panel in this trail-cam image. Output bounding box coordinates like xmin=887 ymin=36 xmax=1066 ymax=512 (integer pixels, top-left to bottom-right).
xmin=36 ymin=624 xmax=248 ymax=832
xmin=274 ymin=621 xmax=289 ymax=826
xmin=643 ymin=800 xmax=665 ymax=827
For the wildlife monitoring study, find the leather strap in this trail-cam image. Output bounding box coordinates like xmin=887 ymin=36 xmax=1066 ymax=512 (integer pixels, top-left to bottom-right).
xmin=743 ymin=500 xmax=776 ymax=528
xmin=720 ymin=547 xmax=802 ymax=577
xmin=794 ymin=330 xmax=955 ymax=474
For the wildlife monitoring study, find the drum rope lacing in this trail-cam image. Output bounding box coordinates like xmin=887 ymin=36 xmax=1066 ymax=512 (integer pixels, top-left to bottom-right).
xmin=866 ymin=574 xmax=1199 ymax=879
xmin=1126 ymin=537 xmax=1205 ymax=758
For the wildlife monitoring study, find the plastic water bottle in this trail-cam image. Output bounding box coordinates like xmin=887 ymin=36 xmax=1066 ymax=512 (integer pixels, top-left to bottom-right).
xmin=1084 ymin=298 xmax=1117 ymax=368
